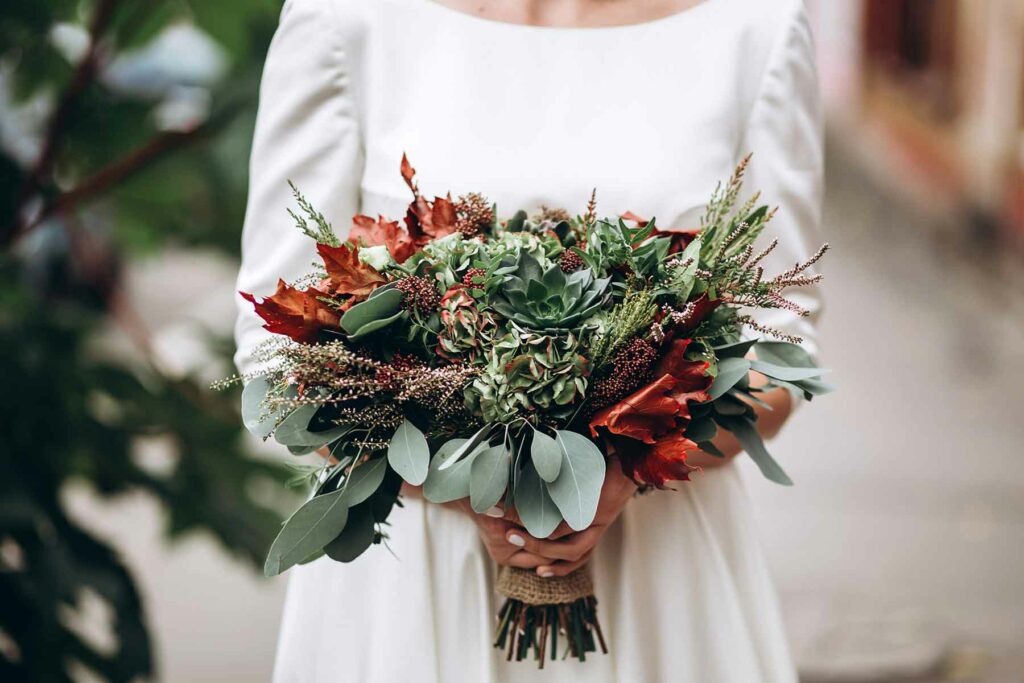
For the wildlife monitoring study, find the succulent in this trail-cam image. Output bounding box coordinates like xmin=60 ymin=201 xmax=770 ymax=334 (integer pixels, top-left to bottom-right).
xmin=490 ymin=252 xmax=610 ymax=330
xmin=436 ymin=286 xmax=498 ymax=361
xmin=465 ymin=326 xmax=590 ymax=423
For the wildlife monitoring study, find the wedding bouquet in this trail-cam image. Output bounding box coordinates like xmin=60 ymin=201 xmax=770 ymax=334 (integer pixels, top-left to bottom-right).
xmin=224 ymin=154 xmax=831 ymax=665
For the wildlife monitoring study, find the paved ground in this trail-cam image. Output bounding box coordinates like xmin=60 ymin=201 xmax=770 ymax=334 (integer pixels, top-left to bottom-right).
xmin=69 ymin=142 xmax=1024 ymax=682
xmin=745 ymin=143 xmax=1024 ymax=681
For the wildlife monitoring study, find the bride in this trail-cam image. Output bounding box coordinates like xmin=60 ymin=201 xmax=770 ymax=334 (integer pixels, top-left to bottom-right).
xmin=234 ymin=0 xmax=823 ymax=680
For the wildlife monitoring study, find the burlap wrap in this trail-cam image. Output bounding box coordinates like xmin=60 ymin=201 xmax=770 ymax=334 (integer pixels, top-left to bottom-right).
xmin=495 ymin=564 xmax=594 ymax=605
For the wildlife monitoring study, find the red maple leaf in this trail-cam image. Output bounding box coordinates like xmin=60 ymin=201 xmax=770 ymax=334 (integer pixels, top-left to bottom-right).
xmin=316 ymin=242 xmax=386 ymax=299
xmin=240 ymin=280 xmax=339 ymax=343
xmin=613 ymin=432 xmax=702 ymax=488
xmin=589 ymin=338 xmax=712 ymax=487
xmin=589 ymin=374 xmax=684 ymax=445
xmin=350 ymin=155 xmax=459 ymax=263
xmin=349 ymin=214 xmax=419 ymax=264
xmin=655 ymin=338 xmax=713 ymax=404
xmin=399 ymin=154 xmax=458 ymax=241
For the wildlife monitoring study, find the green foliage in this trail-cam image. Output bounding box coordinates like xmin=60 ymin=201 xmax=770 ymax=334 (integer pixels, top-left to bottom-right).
xmin=466 ymin=328 xmax=590 ymax=424
xmin=546 ymin=431 xmax=605 ymax=531
xmin=588 ymin=289 xmax=658 ymax=371
xmin=490 ymin=252 xmax=610 ymax=330
xmin=513 ymin=459 xmax=562 ymax=538
xmin=288 ymin=181 xmax=341 ymax=246
xmin=386 ymin=419 xmax=429 ymax=486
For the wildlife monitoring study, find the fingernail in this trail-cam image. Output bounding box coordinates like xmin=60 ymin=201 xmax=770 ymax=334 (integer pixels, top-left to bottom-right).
xmin=484 ymin=506 xmax=504 ymax=518
xmin=538 ymin=568 xmax=555 ymax=578
xmin=507 ymin=533 xmax=525 ymax=547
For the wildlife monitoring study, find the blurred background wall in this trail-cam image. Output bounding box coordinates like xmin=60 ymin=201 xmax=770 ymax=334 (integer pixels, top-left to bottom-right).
xmin=1 ymin=1 xmax=1022 ymax=681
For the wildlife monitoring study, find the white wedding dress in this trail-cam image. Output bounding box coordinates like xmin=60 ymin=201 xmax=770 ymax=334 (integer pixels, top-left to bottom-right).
xmin=234 ymin=0 xmax=824 ymax=680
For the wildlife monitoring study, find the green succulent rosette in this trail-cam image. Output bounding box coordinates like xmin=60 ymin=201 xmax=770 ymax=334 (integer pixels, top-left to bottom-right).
xmin=490 ymin=252 xmax=610 ymax=330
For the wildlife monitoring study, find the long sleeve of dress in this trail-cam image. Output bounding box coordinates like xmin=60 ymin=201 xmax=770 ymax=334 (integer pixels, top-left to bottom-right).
xmin=738 ymin=1 xmax=825 ymax=357
xmin=233 ymin=0 xmax=363 ymax=375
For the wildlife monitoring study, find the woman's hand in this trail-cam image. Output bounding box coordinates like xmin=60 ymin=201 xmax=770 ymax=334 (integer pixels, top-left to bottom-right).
xmin=502 ymin=463 xmax=637 ymax=578
xmin=400 ymin=483 xmax=557 ymax=570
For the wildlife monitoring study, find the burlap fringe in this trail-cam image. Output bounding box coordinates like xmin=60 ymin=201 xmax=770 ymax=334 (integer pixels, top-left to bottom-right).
xmin=493 ymin=564 xmax=608 ymax=666
xmin=495 ymin=565 xmax=593 ymax=605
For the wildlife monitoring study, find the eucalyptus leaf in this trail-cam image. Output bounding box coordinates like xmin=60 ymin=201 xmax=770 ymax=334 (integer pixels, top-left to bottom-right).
xmin=749 ymin=359 xmax=828 ymax=382
xmin=712 ymin=338 xmax=758 ymax=359
xmin=370 ymin=469 xmax=404 ymax=522
xmin=438 ymin=424 xmax=493 ymax=471
xmin=718 ymin=415 xmax=793 ymax=485
xmin=707 ymin=357 xmax=751 ymax=401
xmin=340 ymin=288 xmax=402 ymax=335
xmin=548 ymin=431 xmax=605 ymax=531
xmin=699 ymin=440 xmax=725 ymax=458
xmin=264 ymin=487 xmax=349 ymax=576
xmin=338 ymin=457 xmax=388 ymax=506
xmin=423 ymin=440 xmax=477 ymax=503
xmin=530 ymin=429 xmax=562 ymax=482
xmin=754 ymin=341 xmax=815 ymax=368
xmin=274 ymin=406 xmax=350 ymax=448
xmin=241 ymin=376 xmax=276 ymax=438
xmin=685 ymin=417 xmax=717 ymax=443
xmin=469 ymin=445 xmax=510 ymax=513
xmin=314 ymin=456 xmax=354 ymax=495
xmin=791 ymin=376 xmax=836 ymax=395
xmin=731 ymin=388 xmax=774 ymax=410
xmin=387 ymin=419 xmax=430 ymax=485
xmin=348 ymin=310 xmax=405 ymax=339
xmin=296 ymin=548 xmax=325 ymax=565
xmin=324 ymin=505 xmax=376 ymax=563
xmin=514 ymin=461 xmax=563 ymax=538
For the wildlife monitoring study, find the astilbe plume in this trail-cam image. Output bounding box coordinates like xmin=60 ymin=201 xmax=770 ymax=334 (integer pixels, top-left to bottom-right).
xmin=587 ymin=337 xmax=658 ymax=411
xmin=455 ymin=192 xmax=494 ymax=237
xmin=559 ymin=249 xmax=584 ymax=273
xmin=396 ymin=275 xmax=441 ymax=313
xmin=264 ymin=341 xmax=478 ymax=441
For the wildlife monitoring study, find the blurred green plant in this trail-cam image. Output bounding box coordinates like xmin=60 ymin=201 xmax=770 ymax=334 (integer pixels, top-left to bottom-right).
xmin=1 ymin=0 xmax=286 ymax=680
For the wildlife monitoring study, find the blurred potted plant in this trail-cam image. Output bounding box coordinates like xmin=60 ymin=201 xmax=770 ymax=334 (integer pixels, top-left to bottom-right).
xmin=1 ymin=1 xmax=286 ymax=680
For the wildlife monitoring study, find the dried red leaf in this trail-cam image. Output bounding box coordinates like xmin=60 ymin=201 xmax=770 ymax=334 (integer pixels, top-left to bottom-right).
xmin=620 ymin=210 xmax=648 ymax=226
xmin=316 ymin=242 xmax=386 ymax=299
xmin=614 ymin=432 xmax=701 ymax=488
xmin=589 ymin=339 xmax=712 ymax=487
xmin=350 ymin=214 xmax=419 ymax=264
xmin=240 ymin=280 xmax=339 ymax=343
xmin=589 ymin=374 xmax=683 ymax=445
xmin=655 ymin=338 xmax=713 ymax=404
xmin=400 ymin=152 xmax=418 ymax=195
xmin=428 ymin=194 xmax=458 ymax=237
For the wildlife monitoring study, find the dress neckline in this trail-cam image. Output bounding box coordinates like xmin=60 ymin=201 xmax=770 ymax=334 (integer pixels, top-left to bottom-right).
xmin=416 ymin=0 xmax=715 ymax=34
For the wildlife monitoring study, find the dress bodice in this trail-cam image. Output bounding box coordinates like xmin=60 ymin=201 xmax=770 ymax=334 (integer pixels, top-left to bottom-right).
xmin=234 ymin=0 xmax=824 ymax=373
